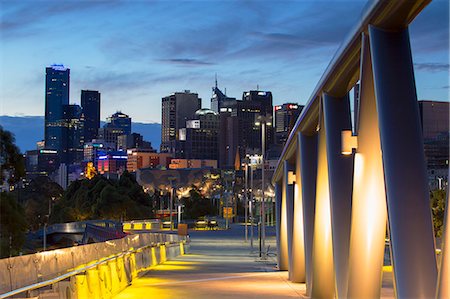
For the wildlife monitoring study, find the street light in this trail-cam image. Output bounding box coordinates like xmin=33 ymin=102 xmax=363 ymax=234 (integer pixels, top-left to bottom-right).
xmin=255 ymin=114 xmax=272 ymax=259
xmin=242 ymin=155 xmax=250 ymax=242
xmin=168 ymin=176 xmax=176 ymax=231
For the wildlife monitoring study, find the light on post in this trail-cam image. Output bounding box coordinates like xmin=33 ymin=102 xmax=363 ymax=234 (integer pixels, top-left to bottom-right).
xmin=288 ymin=171 xmax=296 ymax=185
xmin=341 ymin=130 xmax=358 ymax=155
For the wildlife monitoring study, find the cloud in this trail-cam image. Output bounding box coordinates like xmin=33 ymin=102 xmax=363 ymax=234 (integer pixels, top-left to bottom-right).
xmin=414 ymin=63 xmax=449 ymax=73
xmin=158 ymin=58 xmax=215 ymax=66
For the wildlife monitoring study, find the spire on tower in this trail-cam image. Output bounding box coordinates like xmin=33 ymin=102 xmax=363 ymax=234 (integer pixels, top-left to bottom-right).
xmin=215 ymin=73 xmax=218 ymax=89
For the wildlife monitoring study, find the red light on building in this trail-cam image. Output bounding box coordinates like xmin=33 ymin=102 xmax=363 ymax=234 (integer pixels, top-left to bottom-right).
xmin=275 ymin=106 xmax=282 ymax=111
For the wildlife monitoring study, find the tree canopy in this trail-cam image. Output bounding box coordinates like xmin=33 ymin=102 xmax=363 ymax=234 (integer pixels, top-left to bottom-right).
xmin=430 ymin=189 xmax=447 ymax=238
xmin=50 ymin=171 xmax=154 ymax=223
xmin=0 ymin=126 xmax=25 ymax=186
xmin=0 ymin=192 xmax=27 ymax=258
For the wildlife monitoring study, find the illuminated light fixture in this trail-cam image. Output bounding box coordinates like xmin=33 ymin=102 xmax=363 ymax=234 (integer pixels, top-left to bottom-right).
xmin=255 ymin=121 xmax=261 ymax=126
xmin=287 ymin=171 xmax=296 ymax=185
xmin=341 ymin=130 xmax=358 ymax=155
xmin=266 ymin=121 xmax=272 ymax=126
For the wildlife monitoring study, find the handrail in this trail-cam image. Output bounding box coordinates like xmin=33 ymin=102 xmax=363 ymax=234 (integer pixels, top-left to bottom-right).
xmin=271 ymin=0 xmax=430 ymax=184
xmin=0 ymin=239 xmax=184 ymax=299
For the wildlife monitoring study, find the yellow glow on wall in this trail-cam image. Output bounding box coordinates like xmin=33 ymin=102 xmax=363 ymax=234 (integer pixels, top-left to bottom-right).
xmin=311 ymin=118 xmax=335 ymax=299
xmin=151 ymin=247 xmax=158 ymax=266
xmin=180 ymin=242 xmax=185 ymax=255
xmin=160 ymin=245 xmax=167 ymax=263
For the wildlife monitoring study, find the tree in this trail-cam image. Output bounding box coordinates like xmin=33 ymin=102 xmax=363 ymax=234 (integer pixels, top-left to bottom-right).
xmin=0 ymin=192 xmax=27 ymax=258
xmin=182 ymin=187 xmax=215 ymax=220
xmin=430 ymin=189 xmax=447 ymax=238
xmin=18 ymin=176 xmax=64 ymax=230
xmin=0 ymin=126 xmax=25 ymax=186
xmin=50 ymin=171 xmax=154 ymax=223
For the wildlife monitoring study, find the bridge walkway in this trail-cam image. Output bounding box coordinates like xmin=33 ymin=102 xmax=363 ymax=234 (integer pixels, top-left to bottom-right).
xmin=113 ymin=224 xmax=305 ymax=299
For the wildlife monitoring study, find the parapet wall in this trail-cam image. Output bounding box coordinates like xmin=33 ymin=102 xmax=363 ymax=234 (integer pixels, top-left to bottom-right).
xmin=0 ymin=232 xmax=188 ymax=298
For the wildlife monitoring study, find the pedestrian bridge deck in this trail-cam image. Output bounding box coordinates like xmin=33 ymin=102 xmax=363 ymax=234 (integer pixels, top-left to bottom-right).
xmin=114 ymin=225 xmax=394 ymax=299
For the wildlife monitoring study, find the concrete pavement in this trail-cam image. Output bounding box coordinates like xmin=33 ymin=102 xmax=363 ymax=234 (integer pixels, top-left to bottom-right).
xmin=114 ymin=224 xmax=394 ymax=298
xmin=114 ymin=224 xmax=306 ymax=298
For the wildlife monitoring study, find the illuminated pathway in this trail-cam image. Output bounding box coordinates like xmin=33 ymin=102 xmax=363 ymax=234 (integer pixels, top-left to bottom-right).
xmin=113 ymin=224 xmax=306 ymax=299
xmin=114 ymin=224 xmax=395 ymax=298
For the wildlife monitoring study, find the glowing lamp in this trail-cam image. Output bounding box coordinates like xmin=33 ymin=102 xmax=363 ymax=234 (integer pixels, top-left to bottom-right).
xmin=341 ymin=130 xmax=358 ymax=155
xmin=288 ymin=171 xmax=296 ymax=184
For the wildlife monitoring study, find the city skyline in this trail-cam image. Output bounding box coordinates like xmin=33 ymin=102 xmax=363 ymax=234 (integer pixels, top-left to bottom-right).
xmin=0 ymin=0 xmax=448 ymax=123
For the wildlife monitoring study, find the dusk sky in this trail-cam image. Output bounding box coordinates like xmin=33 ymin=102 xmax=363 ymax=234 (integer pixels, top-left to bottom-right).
xmin=1 ymin=0 xmax=448 ymax=123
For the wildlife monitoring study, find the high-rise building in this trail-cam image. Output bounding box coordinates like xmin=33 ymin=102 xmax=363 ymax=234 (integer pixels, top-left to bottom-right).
xmin=217 ymin=90 xmax=274 ymax=168
xmin=44 ymin=64 xmax=70 ymax=152
xmin=182 ymin=109 xmax=219 ymax=161
xmin=418 ymin=100 xmax=449 ymax=188
xmin=274 ymin=103 xmax=303 ymax=145
xmin=81 ymin=90 xmax=101 ymax=143
xmin=105 ymin=111 xmax=131 ymax=135
xmin=242 ymin=90 xmax=274 ymax=147
xmin=63 ymin=104 xmax=84 ymax=164
xmin=211 ymin=78 xmax=236 ymax=113
xmin=218 ymin=105 xmax=239 ymax=169
xmin=99 ymin=112 xmax=131 ymax=148
xmin=160 ymin=90 xmax=201 ymax=155
xmin=118 ymin=133 xmax=153 ymax=151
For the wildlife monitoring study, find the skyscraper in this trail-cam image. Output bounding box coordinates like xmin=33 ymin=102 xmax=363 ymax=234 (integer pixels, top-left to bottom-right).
xmin=81 ymin=90 xmax=101 ymax=143
xmin=217 ymin=90 xmax=274 ymax=168
xmin=183 ymin=109 xmax=219 ymax=160
xmin=105 ymin=111 xmax=131 ymax=135
xmin=160 ymin=90 xmax=202 ymax=155
xmin=63 ymin=104 xmax=84 ymax=164
xmin=44 ymin=64 xmax=70 ymax=152
xmin=274 ymin=103 xmax=303 ymax=145
xmin=211 ymin=77 xmax=236 ymax=113
xmin=98 ymin=111 xmax=131 ymax=148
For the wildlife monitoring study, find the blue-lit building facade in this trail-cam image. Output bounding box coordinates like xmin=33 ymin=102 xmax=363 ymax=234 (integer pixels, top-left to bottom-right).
xmin=97 ymin=151 xmax=128 ymax=175
xmin=44 ymin=64 xmax=70 ymax=152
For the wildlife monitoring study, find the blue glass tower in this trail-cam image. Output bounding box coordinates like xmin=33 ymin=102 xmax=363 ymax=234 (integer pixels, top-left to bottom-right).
xmin=44 ymin=64 xmax=70 ymax=154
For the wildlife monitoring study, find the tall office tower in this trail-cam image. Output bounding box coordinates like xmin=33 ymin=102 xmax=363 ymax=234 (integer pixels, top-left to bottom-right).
xmin=418 ymin=100 xmax=449 ymax=185
xmin=274 ymin=103 xmax=303 ymax=145
xmin=105 ymin=111 xmax=131 ymax=135
xmin=160 ymin=90 xmax=202 ymax=155
xmin=182 ymin=109 xmax=219 ymax=160
xmin=242 ymin=90 xmax=274 ymax=147
xmin=98 ymin=111 xmax=132 ymax=148
xmin=44 ymin=64 xmax=70 ymax=153
xmin=211 ymin=77 xmax=236 ymax=113
xmin=218 ymin=104 xmax=239 ymax=169
xmin=81 ymin=90 xmax=101 ymax=143
xmin=63 ymin=104 xmax=84 ymax=164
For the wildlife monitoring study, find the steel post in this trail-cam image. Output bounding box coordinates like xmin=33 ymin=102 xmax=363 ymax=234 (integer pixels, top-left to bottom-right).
xmin=322 ymin=92 xmax=353 ymax=299
xmin=298 ymin=133 xmax=318 ymax=295
xmin=289 ymin=136 xmax=306 ymax=283
xmin=311 ymin=110 xmax=335 ymax=299
xmin=284 ymin=160 xmax=295 ymax=278
xmin=347 ymin=33 xmax=388 ymax=299
xmin=275 ymin=181 xmax=283 ymax=267
xmin=369 ymin=24 xmax=438 ymax=298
